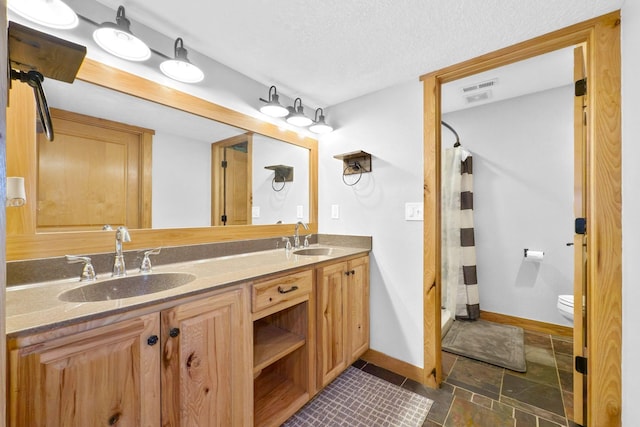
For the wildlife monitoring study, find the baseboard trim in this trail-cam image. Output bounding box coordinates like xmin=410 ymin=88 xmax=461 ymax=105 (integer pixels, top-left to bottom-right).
xmin=361 ymin=349 xmax=425 ymax=384
xmin=480 ymin=310 xmax=573 ymax=337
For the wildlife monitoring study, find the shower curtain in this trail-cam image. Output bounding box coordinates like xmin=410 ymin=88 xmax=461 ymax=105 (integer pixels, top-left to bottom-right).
xmin=441 ymin=147 xmax=480 ymax=321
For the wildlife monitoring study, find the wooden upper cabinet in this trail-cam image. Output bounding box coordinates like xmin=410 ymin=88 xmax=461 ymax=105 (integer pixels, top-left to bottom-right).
xmin=161 ymin=288 xmax=251 ymax=427
xmin=8 ymin=313 xmax=161 ymax=427
xmin=36 ymin=108 xmax=153 ymax=231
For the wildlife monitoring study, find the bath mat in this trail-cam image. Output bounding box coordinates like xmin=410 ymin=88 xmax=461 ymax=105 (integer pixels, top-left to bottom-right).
xmin=442 ymin=319 xmax=526 ymax=372
xmin=283 ymin=366 xmax=433 ymax=427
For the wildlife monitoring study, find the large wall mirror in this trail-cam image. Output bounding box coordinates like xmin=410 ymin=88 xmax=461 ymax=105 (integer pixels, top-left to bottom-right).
xmin=6 ymin=58 xmax=318 ymax=260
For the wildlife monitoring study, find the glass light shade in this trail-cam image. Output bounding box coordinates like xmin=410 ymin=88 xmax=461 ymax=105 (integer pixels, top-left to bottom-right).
xmin=260 ymin=102 xmax=289 ymax=118
xmin=287 ymin=114 xmax=313 ymax=127
xmin=309 ymin=120 xmax=334 ymax=134
xmin=93 ymin=25 xmax=151 ymax=62
xmin=160 ymin=59 xmax=204 ymax=83
xmin=9 ymin=0 xmax=79 ymax=29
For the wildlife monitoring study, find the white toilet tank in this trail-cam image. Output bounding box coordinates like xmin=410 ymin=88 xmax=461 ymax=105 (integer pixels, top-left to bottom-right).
xmin=557 ymin=294 xmax=574 ymax=322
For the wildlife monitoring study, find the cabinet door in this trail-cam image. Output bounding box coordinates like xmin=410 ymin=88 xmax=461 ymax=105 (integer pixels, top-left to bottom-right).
xmin=9 ymin=313 xmax=160 ymax=427
xmin=316 ymin=261 xmax=348 ymax=388
xmin=161 ymin=288 xmax=251 ymax=427
xmin=347 ymin=256 xmax=370 ymax=363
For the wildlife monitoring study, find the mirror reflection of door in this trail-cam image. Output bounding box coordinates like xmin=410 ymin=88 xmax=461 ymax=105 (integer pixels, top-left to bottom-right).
xmin=211 ymin=134 xmax=252 ymax=226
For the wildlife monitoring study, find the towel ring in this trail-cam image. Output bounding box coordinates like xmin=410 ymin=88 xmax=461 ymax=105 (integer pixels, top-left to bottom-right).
xmin=342 ymin=162 xmax=363 ymax=186
xmin=272 ymin=176 xmax=286 ymax=192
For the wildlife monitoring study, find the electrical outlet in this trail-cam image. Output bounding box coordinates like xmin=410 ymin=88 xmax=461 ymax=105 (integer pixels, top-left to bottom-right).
xmin=252 ymin=206 xmax=260 ymax=218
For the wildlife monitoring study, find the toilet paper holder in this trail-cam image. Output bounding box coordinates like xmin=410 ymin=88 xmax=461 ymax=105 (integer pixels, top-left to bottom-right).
xmin=523 ymin=248 xmax=544 ymax=258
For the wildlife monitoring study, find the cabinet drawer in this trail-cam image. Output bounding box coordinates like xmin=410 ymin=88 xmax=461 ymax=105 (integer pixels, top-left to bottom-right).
xmin=252 ymin=270 xmax=312 ymax=312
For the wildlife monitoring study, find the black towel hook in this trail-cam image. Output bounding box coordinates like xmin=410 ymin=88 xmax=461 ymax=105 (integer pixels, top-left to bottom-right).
xmin=11 ymin=69 xmax=54 ymax=142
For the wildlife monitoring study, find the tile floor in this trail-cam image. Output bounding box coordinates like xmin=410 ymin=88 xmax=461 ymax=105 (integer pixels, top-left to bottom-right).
xmin=354 ymin=330 xmax=579 ymax=427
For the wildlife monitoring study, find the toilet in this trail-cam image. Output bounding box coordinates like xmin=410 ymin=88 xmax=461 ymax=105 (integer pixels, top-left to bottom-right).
xmin=557 ymin=294 xmax=574 ymax=323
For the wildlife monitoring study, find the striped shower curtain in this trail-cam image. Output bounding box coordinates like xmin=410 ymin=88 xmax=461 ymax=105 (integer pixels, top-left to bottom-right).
xmin=457 ymin=154 xmax=479 ymax=320
xmin=442 ymin=147 xmax=480 ymax=321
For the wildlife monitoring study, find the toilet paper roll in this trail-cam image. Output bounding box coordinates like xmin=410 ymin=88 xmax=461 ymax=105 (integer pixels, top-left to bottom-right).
xmin=525 ymin=249 xmax=544 ymax=261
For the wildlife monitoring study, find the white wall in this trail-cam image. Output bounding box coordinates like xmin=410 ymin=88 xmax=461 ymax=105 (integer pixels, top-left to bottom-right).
xmin=442 ymin=85 xmax=574 ymax=326
xmin=252 ymin=135 xmax=310 ymax=225
xmin=152 ymin=132 xmax=211 ymax=228
xmin=621 ymin=0 xmax=638 ymax=424
xmin=319 ymin=80 xmax=425 ymax=367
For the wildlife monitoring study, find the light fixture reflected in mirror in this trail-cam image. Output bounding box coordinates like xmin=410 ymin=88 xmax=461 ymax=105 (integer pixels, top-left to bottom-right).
xmin=93 ymin=6 xmax=151 ymax=62
xmin=6 ymin=177 xmax=26 ymax=207
xmin=160 ymin=38 xmax=204 ymax=83
xmin=286 ymin=98 xmax=312 ymax=127
xmin=260 ymin=86 xmax=289 ymax=118
xmin=8 ymin=0 xmax=79 ymax=29
xmin=309 ymin=108 xmax=334 ymax=134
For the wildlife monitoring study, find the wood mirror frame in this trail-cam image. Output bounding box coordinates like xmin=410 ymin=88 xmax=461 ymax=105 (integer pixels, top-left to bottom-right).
xmin=6 ymin=58 xmax=319 ymax=261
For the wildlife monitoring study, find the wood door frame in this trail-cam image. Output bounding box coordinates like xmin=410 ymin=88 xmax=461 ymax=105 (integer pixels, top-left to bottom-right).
xmin=211 ymin=133 xmax=253 ymax=226
xmin=421 ymin=11 xmax=621 ymax=426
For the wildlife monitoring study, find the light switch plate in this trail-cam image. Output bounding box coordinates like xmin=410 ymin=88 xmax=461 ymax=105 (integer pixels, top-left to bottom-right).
xmin=296 ymin=205 xmax=304 ymax=219
xmin=405 ymin=202 xmax=423 ymax=221
xmin=331 ymin=204 xmax=340 ymax=219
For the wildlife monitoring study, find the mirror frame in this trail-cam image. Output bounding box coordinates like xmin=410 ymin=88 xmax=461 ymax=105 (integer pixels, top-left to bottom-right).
xmin=6 ymin=58 xmax=318 ymax=261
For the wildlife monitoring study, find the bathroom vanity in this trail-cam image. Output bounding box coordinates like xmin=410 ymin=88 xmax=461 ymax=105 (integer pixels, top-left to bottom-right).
xmin=5 ymin=244 xmax=370 ymax=427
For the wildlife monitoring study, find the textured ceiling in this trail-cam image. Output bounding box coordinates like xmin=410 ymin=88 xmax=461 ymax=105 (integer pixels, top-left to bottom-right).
xmin=94 ymin=0 xmax=621 ymax=107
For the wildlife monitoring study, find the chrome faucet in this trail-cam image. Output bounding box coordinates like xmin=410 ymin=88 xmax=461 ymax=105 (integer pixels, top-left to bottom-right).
xmin=66 ymin=255 xmax=96 ymax=282
xmin=294 ymin=221 xmax=309 ymax=249
xmin=112 ymin=226 xmax=131 ymax=277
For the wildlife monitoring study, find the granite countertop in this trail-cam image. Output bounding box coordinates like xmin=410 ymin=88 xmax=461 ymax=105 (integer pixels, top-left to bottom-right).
xmin=6 ymin=244 xmax=369 ymax=338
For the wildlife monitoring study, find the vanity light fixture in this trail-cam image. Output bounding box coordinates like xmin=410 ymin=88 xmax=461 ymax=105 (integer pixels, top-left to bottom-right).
xmin=309 ymin=108 xmax=334 ymax=134
xmin=92 ymin=6 xmax=151 ymax=62
xmin=286 ymin=98 xmax=313 ymax=127
xmin=160 ymin=38 xmax=205 ymax=83
xmin=259 ymin=86 xmax=289 ymax=118
xmin=8 ymin=0 xmax=79 ymax=30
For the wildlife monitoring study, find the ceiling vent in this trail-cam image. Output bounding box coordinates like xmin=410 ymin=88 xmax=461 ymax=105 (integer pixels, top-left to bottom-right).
xmin=465 ymin=90 xmax=492 ymax=104
xmin=461 ymin=78 xmax=499 ymax=93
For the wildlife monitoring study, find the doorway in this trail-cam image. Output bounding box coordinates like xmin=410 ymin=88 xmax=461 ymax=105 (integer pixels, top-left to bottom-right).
xmin=421 ymin=12 xmax=621 ymax=427
xmin=211 ymin=133 xmax=253 ymax=226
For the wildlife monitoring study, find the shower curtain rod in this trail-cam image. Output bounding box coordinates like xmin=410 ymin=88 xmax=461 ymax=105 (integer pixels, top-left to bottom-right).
xmin=441 ymin=121 xmax=461 ymax=147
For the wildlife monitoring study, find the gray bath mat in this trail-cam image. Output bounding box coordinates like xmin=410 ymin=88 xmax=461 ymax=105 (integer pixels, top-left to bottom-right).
xmin=442 ymin=319 xmax=527 ymax=372
xmin=283 ymin=366 xmax=433 ymax=427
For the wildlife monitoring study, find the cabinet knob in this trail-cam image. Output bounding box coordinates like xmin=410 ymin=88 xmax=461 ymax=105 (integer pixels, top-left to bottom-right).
xmin=345 ymin=271 xmax=351 ymax=276
xmin=169 ymin=327 xmax=180 ymax=338
xmin=147 ymin=335 xmax=159 ymax=346
xmin=351 ymin=270 xmax=356 ymax=275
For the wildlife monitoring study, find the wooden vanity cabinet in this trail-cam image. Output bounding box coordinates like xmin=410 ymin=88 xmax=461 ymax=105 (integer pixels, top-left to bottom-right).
xmin=161 ymin=287 xmax=251 ymax=427
xmin=316 ymin=255 xmax=370 ymax=389
xmin=7 ymin=286 xmax=251 ymax=427
xmin=8 ymin=313 xmax=161 ymax=427
xmin=251 ymin=269 xmax=315 ymax=427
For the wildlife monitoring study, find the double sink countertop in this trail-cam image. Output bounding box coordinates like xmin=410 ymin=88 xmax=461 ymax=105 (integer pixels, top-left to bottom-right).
xmin=6 ymin=244 xmax=369 ymax=338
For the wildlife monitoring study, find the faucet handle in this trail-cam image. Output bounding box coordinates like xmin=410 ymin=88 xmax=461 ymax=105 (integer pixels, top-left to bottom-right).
xmin=66 ymin=255 xmax=97 ymax=282
xmin=304 ymin=234 xmax=312 ymax=247
xmin=281 ymin=237 xmax=292 ymax=251
xmin=139 ymin=248 xmax=161 ymax=274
